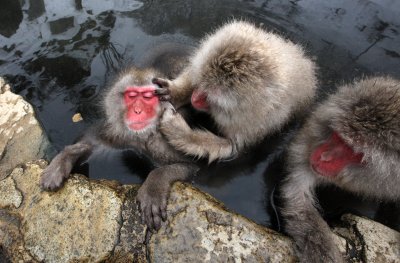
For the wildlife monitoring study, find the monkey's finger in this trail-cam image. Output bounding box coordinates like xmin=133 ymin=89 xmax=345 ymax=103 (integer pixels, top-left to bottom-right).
xmin=152 ymin=77 xmax=170 ymax=88
xmin=152 ymin=204 xmax=162 ymax=231
xmin=159 ymin=95 xmax=171 ymax=101
xmin=139 ymin=205 xmax=146 ymax=224
xmin=160 ymin=201 xmax=167 ymax=221
xmin=154 ymin=88 xmax=170 ymax=95
xmin=145 ymin=206 xmax=155 ymax=231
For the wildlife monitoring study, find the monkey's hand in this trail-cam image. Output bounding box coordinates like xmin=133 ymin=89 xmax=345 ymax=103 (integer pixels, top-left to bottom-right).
xmin=161 ymin=106 xmax=238 ymax=162
xmin=41 ymin=142 xmax=92 ymax=191
xmin=136 ymin=174 xmax=169 ymax=232
xmin=40 ymin=155 xmax=69 ymax=191
xmin=153 ymin=77 xmax=172 ymax=101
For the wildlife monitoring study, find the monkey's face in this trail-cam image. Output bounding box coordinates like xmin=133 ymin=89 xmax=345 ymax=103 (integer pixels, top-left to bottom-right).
xmin=123 ymin=86 xmax=160 ymax=132
xmin=308 ymin=77 xmax=400 ymax=182
xmin=104 ymin=69 xmax=162 ymax=137
xmin=190 ymin=83 xmax=239 ymax=114
xmin=191 ymin=88 xmax=209 ymax=111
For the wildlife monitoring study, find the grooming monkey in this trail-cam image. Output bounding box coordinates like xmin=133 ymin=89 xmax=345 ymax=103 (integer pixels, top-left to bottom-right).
xmin=281 ymin=76 xmax=400 ymax=262
xmin=40 ymin=44 xmax=198 ymax=231
xmin=154 ymin=21 xmax=317 ymax=162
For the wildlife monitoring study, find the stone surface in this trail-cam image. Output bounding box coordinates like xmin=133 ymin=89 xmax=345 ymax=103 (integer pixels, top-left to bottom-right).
xmin=334 ymin=214 xmax=400 ymax=263
xmin=149 ymin=183 xmax=297 ymax=263
xmin=0 ymin=175 xmax=22 ymax=208
xmin=0 ymin=162 xmax=147 ymax=263
xmin=0 ymin=77 xmax=51 ymax=179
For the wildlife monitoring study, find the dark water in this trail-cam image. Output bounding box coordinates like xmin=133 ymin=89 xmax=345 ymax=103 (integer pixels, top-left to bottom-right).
xmin=1 ymin=0 xmax=399 ymax=230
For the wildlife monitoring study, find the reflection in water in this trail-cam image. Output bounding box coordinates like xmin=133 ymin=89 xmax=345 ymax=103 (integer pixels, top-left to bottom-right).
xmin=0 ymin=0 xmax=23 ymax=38
xmin=0 ymin=0 xmax=399 ymax=229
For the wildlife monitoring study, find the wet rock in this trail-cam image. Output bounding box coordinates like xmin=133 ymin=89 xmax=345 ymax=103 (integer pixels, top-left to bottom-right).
xmin=149 ymin=183 xmax=297 ymax=263
xmin=334 ymin=214 xmax=400 ymax=263
xmin=0 ymin=162 xmax=147 ymax=263
xmin=0 ymin=78 xmax=50 ymax=179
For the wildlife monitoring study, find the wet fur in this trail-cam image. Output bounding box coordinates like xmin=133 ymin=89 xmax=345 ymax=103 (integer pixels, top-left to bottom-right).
xmin=281 ymin=76 xmax=400 ymax=262
xmin=158 ymin=20 xmax=317 ymax=162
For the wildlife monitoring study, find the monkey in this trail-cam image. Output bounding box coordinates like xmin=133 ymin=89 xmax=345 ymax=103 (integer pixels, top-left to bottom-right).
xmin=40 ymin=44 xmax=199 ymax=231
xmin=280 ymin=76 xmax=400 ymax=262
xmin=153 ymin=20 xmax=317 ymax=163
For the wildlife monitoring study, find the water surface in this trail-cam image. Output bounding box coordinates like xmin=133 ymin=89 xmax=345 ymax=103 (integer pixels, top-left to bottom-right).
xmin=1 ymin=0 xmax=399 ymax=230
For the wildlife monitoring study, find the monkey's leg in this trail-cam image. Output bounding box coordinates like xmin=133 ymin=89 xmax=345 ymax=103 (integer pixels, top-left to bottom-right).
xmin=136 ymin=163 xmax=199 ymax=231
xmin=160 ymin=106 xmax=237 ymax=163
xmin=153 ymin=70 xmax=193 ymax=108
xmin=41 ymin=142 xmax=93 ymax=191
xmin=281 ymin=170 xmax=344 ymax=263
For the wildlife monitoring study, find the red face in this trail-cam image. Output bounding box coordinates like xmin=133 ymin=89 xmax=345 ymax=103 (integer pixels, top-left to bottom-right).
xmin=310 ymin=132 xmax=364 ymax=177
xmin=124 ymin=86 xmax=159 ymax=131
xmin=191 ymin=89 xmax=209 ymax=111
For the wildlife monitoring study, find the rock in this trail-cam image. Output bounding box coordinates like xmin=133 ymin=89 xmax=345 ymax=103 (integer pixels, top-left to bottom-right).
xmin=334 ymin=214 xmax=400 ymax=263
xmin=0 ymin=77 xmax=51 ymax=179
xmin=0 ymin=162 xmax=147 ymax=263
xmin=149 ymin=183 xmax=296 ymax=263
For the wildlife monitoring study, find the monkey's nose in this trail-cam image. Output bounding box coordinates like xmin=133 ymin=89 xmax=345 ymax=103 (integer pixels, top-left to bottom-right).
xmin=134 ymin=107 xmax=142 ymax=114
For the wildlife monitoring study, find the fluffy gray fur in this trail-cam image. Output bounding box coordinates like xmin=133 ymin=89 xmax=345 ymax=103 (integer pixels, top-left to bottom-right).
xmin=154 ymin=20 xmax=317 ymax=162
xmin=281 ymin=76 xmax=400 ymax=262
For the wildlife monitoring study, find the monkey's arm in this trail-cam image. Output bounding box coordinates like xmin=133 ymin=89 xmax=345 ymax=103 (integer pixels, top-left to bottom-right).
xmin=153 ymin=70 xmax=193 ymax=108
xmin=281 ymin=170 xmax=344 ymax=263
xmin=136 ymin=163 xmax=199 ymax=231
xmin=41 ymin=141 xmax=93 ymax=191
xmin=160 ymin=106 xmax=238 ymax=163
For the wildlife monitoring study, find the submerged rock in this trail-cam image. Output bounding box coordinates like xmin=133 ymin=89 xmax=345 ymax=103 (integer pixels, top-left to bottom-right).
xmin=0 ymin=77 xmax=50 ymax=179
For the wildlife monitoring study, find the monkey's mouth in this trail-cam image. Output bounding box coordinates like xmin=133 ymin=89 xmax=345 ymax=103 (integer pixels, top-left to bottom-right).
xmin=126 ymin=120 xmax=153 ymax=131
xmin=191 ymin=90 xmax=210 ymax=111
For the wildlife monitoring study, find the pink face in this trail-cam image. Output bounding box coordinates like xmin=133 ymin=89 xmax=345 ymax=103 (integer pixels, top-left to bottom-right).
xmin=124 ymin=86 xmax=159 ymax=131
xmin=191 ymin=89 xmax=209 ymax=111
xmin=310 ymin=132 xmax=364 ymax=177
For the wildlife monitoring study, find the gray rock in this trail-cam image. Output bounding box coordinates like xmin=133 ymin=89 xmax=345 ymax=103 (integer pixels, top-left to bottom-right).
xmin=0 ymin=161 xmax=147 ymax=263
xmin=149 ymin=183 xmax=296 ymax=263
xmin=334 ymin=214 xmax=400 ymax=263
xmin=0 ymin=77 xmax=51 ymax=179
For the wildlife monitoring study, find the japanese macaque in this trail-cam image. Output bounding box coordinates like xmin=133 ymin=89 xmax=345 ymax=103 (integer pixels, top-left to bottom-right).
xmin=153 ymin=20 xmax=317 ymax=162
xmin=40 ymin=45 xmax=198 ymax=231
xmin=281 ymin=76 xmax=400 ymax=262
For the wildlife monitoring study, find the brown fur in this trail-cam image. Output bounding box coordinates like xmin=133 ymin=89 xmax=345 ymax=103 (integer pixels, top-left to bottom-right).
xmin=281 ymin=76 xmax=400 ymax=262
xmin=155 ymin=20 xmax=317 ymax=162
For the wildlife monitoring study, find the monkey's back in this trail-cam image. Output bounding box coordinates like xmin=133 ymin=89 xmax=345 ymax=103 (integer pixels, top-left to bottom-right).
xmin=189 ymin=21 xmax=318 ymax=149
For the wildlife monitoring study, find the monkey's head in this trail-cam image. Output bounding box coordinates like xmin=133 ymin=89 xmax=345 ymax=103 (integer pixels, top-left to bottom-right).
xmin=189 ymin=22 xmax=273 ymax=115
xmin=104 ymin=68 xmax=163 ymax=137
xmin=308 ymin=77 xmax=400 ymax=190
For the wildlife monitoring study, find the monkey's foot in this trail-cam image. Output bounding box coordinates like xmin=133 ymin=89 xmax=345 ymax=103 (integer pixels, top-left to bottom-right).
xmin=136 ymin=184 xmax=168 ymax=232
xmin=152 ymin=77 xmax=171 ymax=101
xmin=40 ymin=166 xmax=66 ymax=191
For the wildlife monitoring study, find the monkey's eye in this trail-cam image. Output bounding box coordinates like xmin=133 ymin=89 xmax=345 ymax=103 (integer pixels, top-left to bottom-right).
xmin=126 ymin=91 xmax=138 ymax=98
xmin=142 ymin=91 xmax=155 ymax=99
